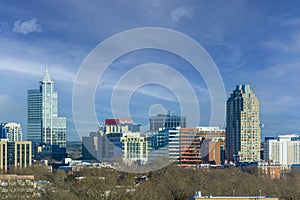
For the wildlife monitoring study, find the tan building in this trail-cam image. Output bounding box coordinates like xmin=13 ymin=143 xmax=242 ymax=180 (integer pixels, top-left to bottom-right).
xmin=202 ymin=140 xmax=221 ymax=165
xmin=198 ymin=127 xmax=226 ymax=165
xmin=0 ymin=141 xmax=32 ymax=172
xmin=226 ymin=85 xmax=260 ymax=162
xmin=121 ymin=135 xmax=147 ymax=164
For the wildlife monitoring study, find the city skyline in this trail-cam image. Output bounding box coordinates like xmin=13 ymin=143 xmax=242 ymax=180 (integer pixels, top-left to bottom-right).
xmin=0 ymin=1 xmax=300 ymax=141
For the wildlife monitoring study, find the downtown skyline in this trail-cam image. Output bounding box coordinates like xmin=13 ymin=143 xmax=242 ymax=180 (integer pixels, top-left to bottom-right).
xmin=0 ymin=1 xmax=300 ymax=141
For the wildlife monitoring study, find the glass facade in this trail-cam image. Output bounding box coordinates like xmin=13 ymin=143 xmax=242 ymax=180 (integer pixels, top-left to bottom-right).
xmin=27 ymin=69 xmax=66 ymax=147
xmin=149 ymin=114 xmax=186 ymax=131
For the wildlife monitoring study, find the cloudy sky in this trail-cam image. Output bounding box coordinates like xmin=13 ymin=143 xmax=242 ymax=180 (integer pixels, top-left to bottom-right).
xmin=0 ymin=0 xmax=300 ymax=141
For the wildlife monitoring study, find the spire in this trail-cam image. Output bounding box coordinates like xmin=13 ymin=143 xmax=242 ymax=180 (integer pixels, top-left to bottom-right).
xmin=42 ymin=65 xmax=52 ymax=83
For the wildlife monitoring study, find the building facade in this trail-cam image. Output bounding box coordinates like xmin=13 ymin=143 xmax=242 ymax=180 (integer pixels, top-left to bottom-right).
xmin=226 ymin=84 xmax=260 ymax=162
xmin=27 ymin=68 xmax=66 ymax=147
xmin=0 ymin=122 xmax=22 ymax=142
xmin=264 ymin=134 xmax=300 ymax=165
xmin=0 ymin=141 xmax=32 ymax=172
xmin=121 ymin=135 xmax=148 ymax=164
xmin=149 ymin=113 xmax=186 ymax=131
xmin=168 ymin=128 xmax=181 ymax=161
xmin=179 ymin=128 xmax=202 ymax=167
xmin=198 ymin=127 xmax=226 ymax=165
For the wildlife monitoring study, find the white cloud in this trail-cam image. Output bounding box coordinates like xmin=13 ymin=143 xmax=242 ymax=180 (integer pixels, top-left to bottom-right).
xmin=170 ymin=7 xmax=192 ymax=23
xmin=263 ymin=33 xmax=300 ymax=53
xmin=0 ymin=55 xmax=76 ymax=83
xmin=280 ymin=17 xmax=300 ymax=26
xmin=12 ymin=18 xmax=41 ymax=34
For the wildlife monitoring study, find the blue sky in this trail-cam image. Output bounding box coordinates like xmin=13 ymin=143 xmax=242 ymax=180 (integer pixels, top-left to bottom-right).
xmin=0 ymin=0 xmax=300 ymax=141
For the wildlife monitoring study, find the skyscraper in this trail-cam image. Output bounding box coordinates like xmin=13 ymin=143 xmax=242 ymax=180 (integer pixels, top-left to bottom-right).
xmin=27 ymin=68 xmax=66 ymax=147
xmin=226 ymin=84 xmax=260 ymax=162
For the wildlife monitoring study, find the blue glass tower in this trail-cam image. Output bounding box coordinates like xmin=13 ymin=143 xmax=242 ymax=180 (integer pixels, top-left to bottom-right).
xmin=27 ymin=68 xmax=66 ymax=147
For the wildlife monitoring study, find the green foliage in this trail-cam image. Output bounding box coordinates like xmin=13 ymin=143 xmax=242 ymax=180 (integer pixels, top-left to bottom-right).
xmin=6 ymin=165 xmax=300 ymax=199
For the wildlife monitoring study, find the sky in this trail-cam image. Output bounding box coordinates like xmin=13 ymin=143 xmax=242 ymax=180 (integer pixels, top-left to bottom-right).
xmin=0 ymin=0 xmax=300 ymax=141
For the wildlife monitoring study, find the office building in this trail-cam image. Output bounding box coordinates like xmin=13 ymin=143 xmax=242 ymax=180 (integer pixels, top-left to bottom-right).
xmin=168 ymin=127 xmax=181 ymax=161
xmin=0 ymin=122 xmax=22 ymax=142
xmin=105 ymin=118 xmax=140 ymax=134
xmin=82 ymin=132 xmax=99 ymax=161
xmin=149 ymin=113 xmax=186 ymax=131
xmin=27 ymin=68 xmax=66 ymax=147
xmin=82 ymin=119 xmax=140 ymax=163
xmin=198 ymin=127 xmax=226 ymax=165
xmin=226 ymin=84 xmax=260 ymax=162
xmin=146 ymin=128 xmax=170 ymax=161
xmin=0 ymin=141 xmax=32 ymax=172
xmin=264 ymin=134 xmax=300 ymax=165
xmin=121 ymin=135 xmax=148 ymax=164
xmin=180 ymin=128 xmax=202 ymax=167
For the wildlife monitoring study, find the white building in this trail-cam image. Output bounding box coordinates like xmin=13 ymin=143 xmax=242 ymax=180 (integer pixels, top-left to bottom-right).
xmin=265 ymin=134 xmax=300 ymax=165
xmin=168 ymin=127 xmax=181 ymax=161
xmin=1 ymin=122 xmax=22 ymax=142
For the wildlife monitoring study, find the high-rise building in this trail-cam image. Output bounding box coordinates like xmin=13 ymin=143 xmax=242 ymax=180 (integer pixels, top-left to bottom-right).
xmin=264 ymin=134 xmax=300 ymax=165
xmin=226 ymin=84 xmax=260 ymax=162
xmin=27 ymin=68 xmax=66 ymax=147
xmin=149 ymin=113 xmax=186 ymax=131
xmin=0 ymin=122 xmax=22 ymax=142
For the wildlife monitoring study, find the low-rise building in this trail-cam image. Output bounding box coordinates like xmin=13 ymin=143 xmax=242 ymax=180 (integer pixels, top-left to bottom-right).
xmin=0 ymin=141 xmax=32 ymax=172
xmin=191 ymin=191 xmax=278 ymax=200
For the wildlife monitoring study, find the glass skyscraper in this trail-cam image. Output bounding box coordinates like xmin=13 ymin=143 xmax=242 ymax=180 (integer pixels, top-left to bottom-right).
xmin=27 ymin=69 xmax=66 ymax=147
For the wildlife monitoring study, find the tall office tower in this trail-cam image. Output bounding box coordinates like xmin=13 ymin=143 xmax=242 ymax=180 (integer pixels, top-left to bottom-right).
xmin=149 ymin=113 xmax=186 ymax=131
xmin=0 ymin=122 xmax=22 ymax=142
xmin=226 ymin=84 xmax=260 ymax=162
xmin=27 ymin=69 xmax=66 ymax=147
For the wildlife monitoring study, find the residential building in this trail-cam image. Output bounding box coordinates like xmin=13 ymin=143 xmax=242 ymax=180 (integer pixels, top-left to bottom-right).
xmin=0 ymin=141 xmax=32 ymax=172
xmin=226 ymin=84 xmax=260 ymax=162
xmin=258 ymin=164 xmax=281 ymax=179
xmin=149 ymin=113 xmax=186 ymax=131
xmin=264 ymin=134 xmax=300 ymax=165
xmin=0 ymin=122 xmax=22 ymax=142
xmin=27 ymin=68 xmax=66 ymax=148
